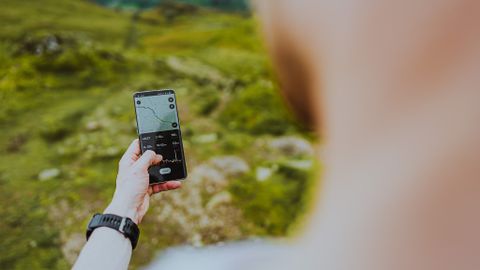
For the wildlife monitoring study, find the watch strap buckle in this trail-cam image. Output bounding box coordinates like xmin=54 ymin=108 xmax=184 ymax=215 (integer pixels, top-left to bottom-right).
xmin=118 ymin=216 xmax=127 ymax=233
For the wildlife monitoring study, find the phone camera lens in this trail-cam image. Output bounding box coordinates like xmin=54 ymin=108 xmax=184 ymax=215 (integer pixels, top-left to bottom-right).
xmin=168 ymin=97 xmax=174 ymax=102
xmin=169 ymin=104 xmax=175 ymax=109
xmin=172 ymin=123 xmax=178 ymax=128
xmin=136 ymin=100 xmax=141 ymax=105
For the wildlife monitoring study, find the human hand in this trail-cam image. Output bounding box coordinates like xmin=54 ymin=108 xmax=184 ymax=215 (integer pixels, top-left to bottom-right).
xmin=104 ymin=139 xmax=181 ymax=224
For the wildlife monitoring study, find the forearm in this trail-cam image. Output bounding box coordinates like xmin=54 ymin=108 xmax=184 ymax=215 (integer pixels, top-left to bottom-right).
xmin=73 ymin=227 xmax=132 ymax=270
xmin=73 ymin=200 xmax=137 ymax=270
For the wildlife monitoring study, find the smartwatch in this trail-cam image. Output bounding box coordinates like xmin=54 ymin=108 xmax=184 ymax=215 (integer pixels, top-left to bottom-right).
xmin=86 ymin=213 xmax=140 ymax=249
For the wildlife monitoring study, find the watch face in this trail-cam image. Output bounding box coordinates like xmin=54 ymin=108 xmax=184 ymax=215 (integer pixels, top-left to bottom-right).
xmin=87 ymin=214 xmax=102 ymax=228
xmin=86 ymin=214 xmax=102 ymax=239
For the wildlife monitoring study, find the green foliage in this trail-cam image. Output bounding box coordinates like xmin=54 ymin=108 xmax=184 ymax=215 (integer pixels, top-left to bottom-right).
xmin=220 ymin=80 xmax=295 ymax=135
xmin=230 ymin=164 xmax=312 ymax=236
xmin=11 ymin=33 xmax=133 ymax=87
xmin=192 ymin=86 xmax=221 ymax=115
xmin=96 ymin=0 xmax=249 ymax=12
xmin=197 ymin=48 xmax=269 ymax=85
xmin=157 ymin=1 xmax=199 ymax=24
xmin=38 ymin=98 xmax=98 ymax=142
xmin=142 ymin=12 xmax=261 ymax=54
xmin=0 ymin=181 xmax=67 ymax=270
xmin=0 ymin=0 xmax=130 ymax=43
xmin=178 ymin=0 xmax=249 ymax=11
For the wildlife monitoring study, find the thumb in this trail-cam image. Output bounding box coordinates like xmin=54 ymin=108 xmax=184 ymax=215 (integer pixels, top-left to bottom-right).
xmin=133 ymin=150 xmax=162 ymax=171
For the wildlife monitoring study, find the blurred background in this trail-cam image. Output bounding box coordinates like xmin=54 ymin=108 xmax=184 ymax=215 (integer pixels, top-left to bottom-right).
xmin=0 ymin=0 xmax=318 ymax=269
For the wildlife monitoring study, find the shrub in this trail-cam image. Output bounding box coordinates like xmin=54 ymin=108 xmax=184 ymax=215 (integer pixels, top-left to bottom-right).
xmin=219 ymin=80 xmax=295 ymax=135
xmin=229 ymin=163 xmax=311 ymax=236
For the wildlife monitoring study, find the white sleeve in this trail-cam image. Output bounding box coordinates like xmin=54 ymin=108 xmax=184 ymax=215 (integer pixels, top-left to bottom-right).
xmin=142 ymin=240 xmax=288 ymax=270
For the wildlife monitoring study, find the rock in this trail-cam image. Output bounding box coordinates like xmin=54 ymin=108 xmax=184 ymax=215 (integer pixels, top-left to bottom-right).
xmin=206 ymin=191 xmax=232 ymax=210
xmin=85 ymin=121 xmax=101 ymax=131
xmin=191 ymin=233 xmax=203 ymax=247
xmin=209 ymin=156 xmax=249 ymax=177
xmin=255 ymin=166 xmax=273 ymax=181
xmin=189 ymin=164 xmax=225 ymax=186
xmin=166 ymin=56 xmax=227 ymax=85
xmin=148 ymin=158 xmax=247 ymax=247
xmin=269 ymin=136 xmax=314 ymax=157
xmin=38 ymin=168 xmax=60 ymax=181
xmin=284 ymin=159 xmax=313 ymax=170
xmin=192 ymin=133 xmax=218 ymax=144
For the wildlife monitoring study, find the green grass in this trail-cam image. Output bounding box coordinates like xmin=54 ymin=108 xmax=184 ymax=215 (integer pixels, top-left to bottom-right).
xmin=0 ymin=0 xmax=130 ymax=43
xmin=0 ymin=1 xmax=317 ymax=269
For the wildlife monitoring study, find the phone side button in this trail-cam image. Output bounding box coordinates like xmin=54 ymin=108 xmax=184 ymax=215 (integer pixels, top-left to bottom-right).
xmin=159 ymin=167 xmax=171 ymax=175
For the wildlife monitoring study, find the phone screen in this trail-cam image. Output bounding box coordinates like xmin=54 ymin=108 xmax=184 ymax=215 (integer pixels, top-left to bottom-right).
xmin=133 ymin=90 xmax=187 ymax=183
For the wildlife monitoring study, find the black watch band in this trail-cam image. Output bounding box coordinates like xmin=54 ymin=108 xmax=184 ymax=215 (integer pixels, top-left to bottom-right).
xmin=86 ymin=213 xmax=140 ymax=249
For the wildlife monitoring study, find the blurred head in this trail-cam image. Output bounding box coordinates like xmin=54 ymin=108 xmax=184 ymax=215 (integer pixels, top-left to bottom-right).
xmin=253 ymin=0 xmax=480 ymax=141
xmin=253 ymin=1 xmax=480 ymax=269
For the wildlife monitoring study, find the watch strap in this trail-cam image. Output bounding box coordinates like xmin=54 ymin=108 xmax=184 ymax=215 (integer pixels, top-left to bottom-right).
xmin=86 ymin=213 xmax=140 ymax=249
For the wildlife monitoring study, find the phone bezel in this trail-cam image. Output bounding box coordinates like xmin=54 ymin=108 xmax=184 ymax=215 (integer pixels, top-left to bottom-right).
xmin=133 ymin=89 xmax=188 ymax=184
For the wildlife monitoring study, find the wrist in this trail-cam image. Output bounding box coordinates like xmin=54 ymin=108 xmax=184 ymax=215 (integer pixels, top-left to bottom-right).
xmin=104 ymin=197 xmax=139 ymax=224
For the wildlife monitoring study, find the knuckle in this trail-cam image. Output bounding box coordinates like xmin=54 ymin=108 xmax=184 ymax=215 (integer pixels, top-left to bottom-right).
xmin=145 ymin=150 xmax=156 ymax=159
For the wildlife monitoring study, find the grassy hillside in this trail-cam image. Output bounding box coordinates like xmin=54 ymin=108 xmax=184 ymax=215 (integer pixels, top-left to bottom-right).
xmin=95 ymin=0 xmax=249 ymax=11
xmin=0 ymin=1 xmax=317 ymax=269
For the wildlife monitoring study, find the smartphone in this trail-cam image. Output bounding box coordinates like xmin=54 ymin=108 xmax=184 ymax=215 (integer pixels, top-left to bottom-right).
xmin=133 ymin=89 xmax=187 ymax=184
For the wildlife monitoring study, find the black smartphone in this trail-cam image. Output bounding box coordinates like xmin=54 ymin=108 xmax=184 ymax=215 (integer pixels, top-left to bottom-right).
xmin=133 ymin=89 xmax=187 ymax=184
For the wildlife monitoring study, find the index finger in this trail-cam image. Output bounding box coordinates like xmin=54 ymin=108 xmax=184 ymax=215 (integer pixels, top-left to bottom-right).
xmin=119 ymin=138 xmax=141 ymax=168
